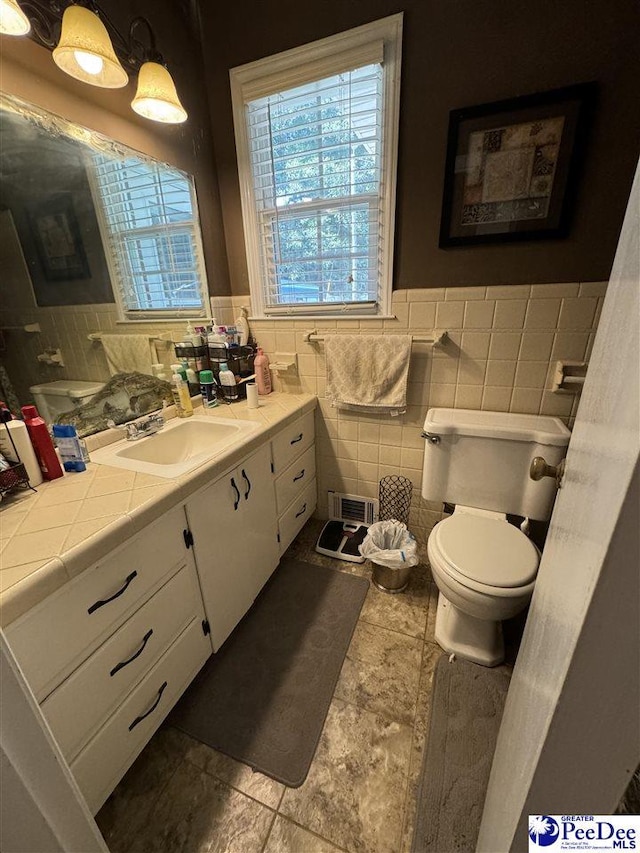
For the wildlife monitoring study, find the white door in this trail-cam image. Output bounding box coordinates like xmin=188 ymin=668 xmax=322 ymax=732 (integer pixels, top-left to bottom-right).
xmin=237 ymin=443 xmax=280 ymax=593
xmin=186 ymin=443 xmax=279 ymax=651
xmin=478 ymin=164 xmax=640 ymax=851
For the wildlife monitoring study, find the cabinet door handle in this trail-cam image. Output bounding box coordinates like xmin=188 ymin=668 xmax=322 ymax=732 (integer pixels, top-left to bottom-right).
xmin=290 ymin=433 xmax=303 ymax=445
xmin=295 ymin=503 xmax=307 ymax=519
xmin=110 ymin=629 xmax=153 ymax=677
xmin=293 ymin=469 xmax=305 ymax=482
xmin=88 ymin=571 xmax=137 ymax=615
xmin=128 ymin=681 xmax=167 ymax=732
xmin=242 ymin=468 xmax=251 ymax=500
xmin=231 ymin=477 xmax=240 ymax=510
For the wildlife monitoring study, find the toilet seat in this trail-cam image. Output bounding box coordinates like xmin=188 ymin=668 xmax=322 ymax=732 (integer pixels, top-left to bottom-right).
xmin=429 ymin=514 xmax=539 ymax=591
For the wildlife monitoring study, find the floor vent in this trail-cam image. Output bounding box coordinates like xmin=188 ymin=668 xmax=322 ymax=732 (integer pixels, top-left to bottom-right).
xmin=328 ymin=491 xmax=378 ymax=525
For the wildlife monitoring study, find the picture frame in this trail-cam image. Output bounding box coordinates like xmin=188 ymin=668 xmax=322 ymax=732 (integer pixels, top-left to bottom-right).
xmin=439 ymin=83 xmax=596 ymax=247
xmin=27 ymin=192 xmax=91 ymax=281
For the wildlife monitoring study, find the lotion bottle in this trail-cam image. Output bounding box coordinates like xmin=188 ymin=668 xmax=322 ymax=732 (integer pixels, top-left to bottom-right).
xmin=235 ymin=306 xmax=250 ymax=346
xmin=254 ymin=348 xmax=272 ymax=395
xmin=171 ymin=373 xmax=193 ymax=417
xmin=218 ymin=362 xmax=239 ymax=402
xmin=0 ymin=407 xmax=43 ymax=486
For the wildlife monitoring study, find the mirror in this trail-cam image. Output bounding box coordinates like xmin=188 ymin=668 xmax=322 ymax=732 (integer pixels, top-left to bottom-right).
xmin=0 ymin=93 xmax=209 ymax=436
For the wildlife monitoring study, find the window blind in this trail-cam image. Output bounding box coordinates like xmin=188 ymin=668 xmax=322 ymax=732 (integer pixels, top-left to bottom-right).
xmin=246 ymin=62 xmax=385 ymax=314
xmin=90 ymin=155 xmax=206 ymax=318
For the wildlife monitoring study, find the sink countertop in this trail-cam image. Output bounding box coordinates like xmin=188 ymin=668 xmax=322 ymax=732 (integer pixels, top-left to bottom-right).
xmin=0 ymin=393 xmax=316 ymax=627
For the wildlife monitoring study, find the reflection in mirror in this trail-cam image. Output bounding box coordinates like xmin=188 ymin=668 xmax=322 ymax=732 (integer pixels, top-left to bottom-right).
xmin=0 ymin=94 xmax=210 ymax=437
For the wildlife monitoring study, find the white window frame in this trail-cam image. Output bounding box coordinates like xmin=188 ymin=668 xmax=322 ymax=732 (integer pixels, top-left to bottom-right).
xmin=88 ymin=157 xmax=209 ymax=323
xmin=230 ymin=14 xmax=403 ymax=318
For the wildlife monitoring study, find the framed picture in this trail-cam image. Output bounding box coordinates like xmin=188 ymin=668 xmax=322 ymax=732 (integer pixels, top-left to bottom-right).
xmin=439 ymin=83 xmax=596 ymax=247
xmin=27 ymin=192 xmax=90 ymax=281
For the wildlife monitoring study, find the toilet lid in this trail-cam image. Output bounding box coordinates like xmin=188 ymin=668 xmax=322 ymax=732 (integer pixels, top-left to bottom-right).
xmin=431 ymin=515 xmax=539 ymax=588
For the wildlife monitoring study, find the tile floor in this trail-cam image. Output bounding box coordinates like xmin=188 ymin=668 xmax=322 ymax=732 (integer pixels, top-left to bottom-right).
xmin=96 ymin=519 xmax=452 ymax=853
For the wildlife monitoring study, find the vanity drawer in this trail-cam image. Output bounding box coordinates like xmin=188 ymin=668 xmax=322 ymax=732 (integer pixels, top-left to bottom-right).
xmin=278 ymin=479 xmax=317 ymax=555
xmin=275 ymin=444 xmax=316 ymax=515
xmin=41 ymin=563 xmax=202 ymax=763
xmin=271 ymin=410 xmax=315 ymax=475
xmin=71 ymin=615 xmax=210 ymax=815
xmin=6 ymin=504 xmax=191 ymax=701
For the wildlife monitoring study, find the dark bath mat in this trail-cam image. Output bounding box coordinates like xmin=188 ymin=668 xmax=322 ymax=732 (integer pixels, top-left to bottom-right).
xmin=412 ymin=655 xmax=511 ymax=853
xmin=169 ymin=558 xmax=368 ymax=787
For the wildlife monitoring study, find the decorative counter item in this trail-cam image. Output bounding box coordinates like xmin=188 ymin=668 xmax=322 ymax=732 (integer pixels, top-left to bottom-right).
xmin=439 ymin=83 xmax=596 ymax=247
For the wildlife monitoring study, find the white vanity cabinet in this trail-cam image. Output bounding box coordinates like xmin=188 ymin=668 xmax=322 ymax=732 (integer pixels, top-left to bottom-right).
xmin=273 ymin=410 xmax=317 ymax=554
xmin=5 ymin=505 xmax=211 ymax=814
xmin=2 ymin=400 xmax=317 ymax=816
xmin=185 ymin=441 xmax=279 ymax=651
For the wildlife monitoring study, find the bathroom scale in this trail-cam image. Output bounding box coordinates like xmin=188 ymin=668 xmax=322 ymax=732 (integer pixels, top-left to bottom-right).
xmin=315 ymin=520 xmax=369 ymax=563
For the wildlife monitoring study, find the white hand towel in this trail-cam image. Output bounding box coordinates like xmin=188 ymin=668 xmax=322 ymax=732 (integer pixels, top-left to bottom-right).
xmin=324 ymin=334 xmax=412 ymax=416
xmin=100 ymin=335 xmax=154 ymax=376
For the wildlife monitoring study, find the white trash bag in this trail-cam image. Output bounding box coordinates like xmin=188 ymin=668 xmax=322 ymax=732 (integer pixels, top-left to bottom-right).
xmin=359 ymin=520 xmax=419 ymax=570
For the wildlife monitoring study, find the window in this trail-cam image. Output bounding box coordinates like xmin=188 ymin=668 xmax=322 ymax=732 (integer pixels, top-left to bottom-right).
xmin=231 ymin=15 xmax=403 ymax=317
xmin=90 ymin=154 xmax=208 ymax=320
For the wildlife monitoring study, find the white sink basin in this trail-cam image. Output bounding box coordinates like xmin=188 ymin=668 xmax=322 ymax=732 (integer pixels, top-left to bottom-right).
xmin=90 ymin=415 xmax=261 ymax=478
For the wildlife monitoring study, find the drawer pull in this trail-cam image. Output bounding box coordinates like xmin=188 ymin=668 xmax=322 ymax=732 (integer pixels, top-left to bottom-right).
xmin=295 ymin=503 xmax=307 ymax=519
xmin=88 ymin=571 xmax=137 ymax=615
xmin=128 ymin=681 xmax=167 ymax=732
xmin=293 ymin=469 xmax=305 ymax=482
xmin=109 ymin=629 xmax=153 ymax=678
xmin=231 ymin=477 xmax=240 ymax=511
xmin=290 ymin=433 xmax=303 ymax=445
xmin=242 ymin=468 xmax=252 ymax=500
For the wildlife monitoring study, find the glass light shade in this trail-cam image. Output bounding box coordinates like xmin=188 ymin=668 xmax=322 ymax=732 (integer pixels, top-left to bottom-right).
xmin=0 ymin=0 xmax=31 ymax=35
xmin=131 ymin=62 xmax=187 ymax=124
xmin=52 ymin=5 xmax=128 ymax=88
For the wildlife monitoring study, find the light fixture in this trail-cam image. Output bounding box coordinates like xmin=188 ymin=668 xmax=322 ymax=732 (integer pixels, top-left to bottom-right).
xmin=0 ymin=0 xmax=31 ymax=36
xmin=132 ymin=61 xmax=187 ymax=124
xmin=5 ymin=2 xmax=187 ymax=124
xmin=52 ymin=5 xmax=127 ymax=88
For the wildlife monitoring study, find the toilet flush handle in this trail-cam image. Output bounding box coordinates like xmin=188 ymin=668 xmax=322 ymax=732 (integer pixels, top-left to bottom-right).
xmin=529 ymin=456 xmax=565 ymax=488
xmin=421 ymin=431 xmax=441 ymax=445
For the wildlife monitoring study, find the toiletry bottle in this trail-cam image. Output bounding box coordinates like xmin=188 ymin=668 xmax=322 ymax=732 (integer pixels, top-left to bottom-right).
xmin=0 ymin=407 xmax=43 ymax=486
xmin=182 ymin=360 xmax=199 ymax=391
xmin=171 ymin=373 xmax=194 ymax=418
xmin=218 ymin=362 xmax=239 ymax=402
xmin=21 ymin=405 xmax=63 ymax=480
xmin=207 ymin=319 xmax=226 ymax=346
xmin=184 ymin=322 xmax=203 ymax=347
xmin=199 ymin=370 xmax=218 ymax=408
xmin=52 ymin=424 xmax=86 ymax=472
xmin=171 ymin=362 xmax=188 ymax=381
xmin=254 ymin=347 xmax=272 ymax=395
xmin=236 ymin=306 xmax=250 ymax=347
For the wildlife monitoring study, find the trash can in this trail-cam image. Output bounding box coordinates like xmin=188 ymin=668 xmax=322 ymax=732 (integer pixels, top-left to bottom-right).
xmin=359 ymin=520 xmax=419 ymax=593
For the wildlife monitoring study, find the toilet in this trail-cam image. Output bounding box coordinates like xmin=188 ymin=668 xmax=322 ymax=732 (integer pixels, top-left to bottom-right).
xmin=29 ymin=380 xmax=105 ymax=425
xmin=422 ymin=408 xmax=571 ymax=666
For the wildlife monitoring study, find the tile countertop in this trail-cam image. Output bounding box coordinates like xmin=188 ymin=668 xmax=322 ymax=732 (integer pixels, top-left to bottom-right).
xmin=0 ymin=393 xmax=316 ymax=628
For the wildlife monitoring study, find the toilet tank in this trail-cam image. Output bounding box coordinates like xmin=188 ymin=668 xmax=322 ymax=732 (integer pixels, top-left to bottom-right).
xmin=29 ymin=380 xmax=104 ymax=425
xmin=422 ymin=408 xmax=571 ymax=521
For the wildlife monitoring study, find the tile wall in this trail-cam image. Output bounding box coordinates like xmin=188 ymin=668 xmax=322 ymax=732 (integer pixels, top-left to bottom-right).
xmin=231 ymin=281 xmax=607 ymax=545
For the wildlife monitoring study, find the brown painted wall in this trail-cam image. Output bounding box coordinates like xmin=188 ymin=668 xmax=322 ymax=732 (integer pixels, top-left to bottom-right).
xmin=196 ymin=0 xmax=640 ymax=293
xmin=0 ymin=0 xmax=230 ymax=295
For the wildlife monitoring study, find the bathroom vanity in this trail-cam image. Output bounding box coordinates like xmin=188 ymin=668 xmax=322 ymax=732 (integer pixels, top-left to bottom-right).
xmin=1 ymin=393 xmax=316 ymax=813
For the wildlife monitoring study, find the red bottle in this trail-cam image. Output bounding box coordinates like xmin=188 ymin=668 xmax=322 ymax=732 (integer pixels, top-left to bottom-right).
xmin=21 ymin=405 xmax=63 ymax=481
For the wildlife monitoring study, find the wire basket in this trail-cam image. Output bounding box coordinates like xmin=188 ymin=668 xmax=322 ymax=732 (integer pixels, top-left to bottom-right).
xmin=378 ymin=475 xmax=413 ymax=527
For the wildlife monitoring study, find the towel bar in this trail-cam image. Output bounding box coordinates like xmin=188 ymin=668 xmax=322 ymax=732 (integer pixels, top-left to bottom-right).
xmin=303 ymin=329 xmax=448 ymax=346
xmin=88 ymin=332 xmax=171 ymax=343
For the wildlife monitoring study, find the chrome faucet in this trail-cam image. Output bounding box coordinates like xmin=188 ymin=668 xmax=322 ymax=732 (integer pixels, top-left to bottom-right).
xmin=107 ymin=413 xmax=165 ymax=441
